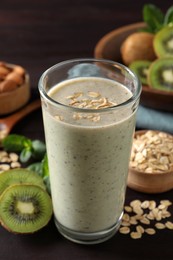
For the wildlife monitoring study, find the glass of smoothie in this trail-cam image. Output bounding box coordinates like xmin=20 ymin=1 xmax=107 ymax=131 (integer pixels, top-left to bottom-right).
xmin=38 ymin=58 xmax=141 ymax=244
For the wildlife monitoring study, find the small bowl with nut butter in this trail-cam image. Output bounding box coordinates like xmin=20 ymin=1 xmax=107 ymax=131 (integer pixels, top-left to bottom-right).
xmin=128 ymin=130 xmax=173 ymax=193
xmin=0 ymin=61 xmax=30 ymax=115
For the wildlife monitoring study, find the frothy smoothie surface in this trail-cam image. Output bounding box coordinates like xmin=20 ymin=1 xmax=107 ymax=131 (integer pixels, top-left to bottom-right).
xmin=48 ymin=77 xmax=132 ymax=109
xmin=43 ymin=76 xmax=136 ymax=233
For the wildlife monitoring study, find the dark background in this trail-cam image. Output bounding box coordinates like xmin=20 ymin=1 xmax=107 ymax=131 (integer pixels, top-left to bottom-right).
xmin=0 ymin=1 xmax=173 ymax=259
xmin=0 ymin=0 xmax=172 ymax=92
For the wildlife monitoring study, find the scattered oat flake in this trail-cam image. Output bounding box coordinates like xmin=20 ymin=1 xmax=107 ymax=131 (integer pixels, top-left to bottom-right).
xmin=158 ymin=204 xmax=167 ymax=210
xmin=145 ymin=228 xmax=156 ymax=235
xmin=160 ymin=200 xmax=172 ymax=207
xmin=9 ymin=153 xmax=19 ymax=162
xmin=124 ymin=206 xmax=132 ymax=212
xmin=147 ymin=212 xmax=155 ymax=220
xmin=66 ymin=95 xmax=75 ymax=100
xmin=155 ymin=211 xmax=162 ymax=221
xmin=165 ymin=221 xmax=173 ymax=230
xmin=122 ymin=213 xmax=130 ymax=222
xmin=130 ymin=231 xmax=142 ymax=239
xmin=151 ymin=208 xmax=159 ymax=218
xmin=119 ymin=227 xmax=130 ymax=234
xmin=161 ymin=210 xmax=171 ymax=218
xmin=141 ymin=200 xmax=150 ymax=209
xmin=140 ymin=217 xmax=150 ymax=225
xmin=129 ymin=217 xmax=138 ymax=225
xmin=87 ymin=91 xmax=100 ymax=98
xmin=11 ymin=161 xmax=21 ymax=168
xmin=155 ymin=223 xmax=165 ymax=229
xmin=130 ymin=200 xmax=141 ymax=208
xmin=149 ymin=201 xmax=156 ymax=210
xmin=133 ymin=207 xmax=143 ymax=216
xmin=0 ymin=164 xmax=10 ymax=172
xmin=136 ymin=225 xmax=144 ymax=234
xmin=55 ymin=115 xmax=64 ymax=121
xmin=121 ymin=221 xmax=130 ymax=227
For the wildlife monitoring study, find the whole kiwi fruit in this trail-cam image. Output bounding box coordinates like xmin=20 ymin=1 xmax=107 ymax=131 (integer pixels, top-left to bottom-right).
xmin=0 ymin=184 xmax=53 ymax=233
xmin=121 ymin=32 xmax=156 ymax=65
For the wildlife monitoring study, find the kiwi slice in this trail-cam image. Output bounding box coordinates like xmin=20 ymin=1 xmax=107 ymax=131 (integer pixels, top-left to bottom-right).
xmin=154 ymin=25 xmax=173 ymax=58
xmin=129 ymin=60 xmax=152 ymax=85
xmin=0 ymin=184 xmax=52 ymax=233
xmin=148 ymin=57 xmax=173 ymax=91
xmin=0 ymin=168 xmax=46 ymax=196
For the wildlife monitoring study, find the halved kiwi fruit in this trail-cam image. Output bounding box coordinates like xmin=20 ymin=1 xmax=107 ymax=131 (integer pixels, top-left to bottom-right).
xmin=154 ymin=25 xmax=173 ymax=58
xmin=0 ymin=184 xmax=52 ymax=233
xmin=129 ymin=60 xmax=152 ymax=85
xmin=148 ymin=57 xmax=173 ymax=91
xmin=0 ymin=168 xmax=46 ymax=196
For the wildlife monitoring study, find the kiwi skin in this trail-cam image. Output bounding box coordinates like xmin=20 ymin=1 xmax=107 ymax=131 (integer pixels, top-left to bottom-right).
xmin=0 ymin=184 xmax=53 ymax=234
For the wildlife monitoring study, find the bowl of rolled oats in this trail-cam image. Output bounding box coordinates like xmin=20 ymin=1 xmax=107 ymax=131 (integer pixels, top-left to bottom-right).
xmin=128 ymin=130 xmax=173 ymax=193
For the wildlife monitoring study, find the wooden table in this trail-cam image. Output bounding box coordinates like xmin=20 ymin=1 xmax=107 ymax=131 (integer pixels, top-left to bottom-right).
xmin=0 ymin=1 xmax=173 ymax=259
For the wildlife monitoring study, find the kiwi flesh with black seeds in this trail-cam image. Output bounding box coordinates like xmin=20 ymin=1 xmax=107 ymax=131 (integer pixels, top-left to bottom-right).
xmin=0 ymin=168 xmax=46 ymax=196
xmin=0 ymin=184 xmax=53 ymax=233
xmin=154 ymin=25 xmax=173 ymax=58
xmin=148 ymin=57 xmax=173 ymax=91
xmin=129 ymin=60 xmax=152 ymax=85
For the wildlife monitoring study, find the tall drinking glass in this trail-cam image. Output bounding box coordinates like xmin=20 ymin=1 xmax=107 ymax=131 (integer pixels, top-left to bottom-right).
xmin=38 ymin=58 xmax=141 ymax=244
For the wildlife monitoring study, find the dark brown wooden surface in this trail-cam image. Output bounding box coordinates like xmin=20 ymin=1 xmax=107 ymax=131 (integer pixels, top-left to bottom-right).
xmin=0 ymin=1 xmax=173 ymax=259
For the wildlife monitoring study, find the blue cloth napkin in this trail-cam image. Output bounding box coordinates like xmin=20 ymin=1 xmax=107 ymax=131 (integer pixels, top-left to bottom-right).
xmin=136 ymin=105 xmax=173 ymax=134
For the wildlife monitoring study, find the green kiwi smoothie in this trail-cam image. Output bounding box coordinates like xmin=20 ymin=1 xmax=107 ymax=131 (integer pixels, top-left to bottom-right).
xmin=42 ymin=76 xmax=136 ymax=234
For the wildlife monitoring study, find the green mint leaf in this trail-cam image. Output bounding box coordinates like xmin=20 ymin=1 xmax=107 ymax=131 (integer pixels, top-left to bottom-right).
xmin=27 ymin=162 xmax=43 ymax=176
xmin=139 ymin=27 xmax=155 ymax=33
xmin=20 ymin=148 xmax=32 ymax=163
xmin=2 ymin=134 xmax=32 ymax=152
xmin=32 ymin=140 xmax=46 ymax=160
xmin=143 ymin=4 xmax=164 ymax=33
xmin=164 ymin=6 xmax=173 ymax=25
